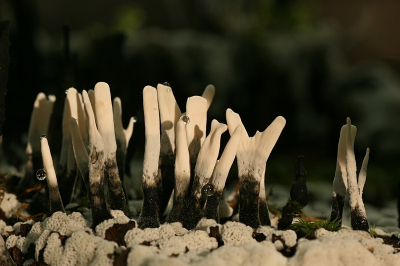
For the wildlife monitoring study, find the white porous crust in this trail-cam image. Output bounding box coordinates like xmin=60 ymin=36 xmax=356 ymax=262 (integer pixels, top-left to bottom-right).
xmin=57 ymin=230 xmax=104 ymax=266
xmin=126 ymin=245 xmax=164 ymax=266
xmin=0 ymin=192 xmax=21 ymax=218
xmin=268 ymin=230 xmax=297 ymax=249
xmin=197 ymin=241 xmax=287 ymax=266
xmin=155 ymin=230 xmax=218 ymax=256
xmin=289 ymin=237 xmax=374 ymax=266
xmin=196 ymin=218 xmax=220 ymax=232
xmin=168 ymin=222 xmax=189 ymax=236
xmin=125 ymin=223 xmax=177 ymax=246
xmin=89 ymin=239 xmax=118 ymax=266
xmin=35 ymin=212 xmax=89 ymax=259
xmin=95 ymin=215 xmax=131 ymax=238
xmin=6 ymin=235 xmax=23 ymax=249
xmin=221 ymin=221 xmax=255 ymax=246
xmin=43 ymin=232 xmax=64 ymax=265
xmin=12 ymin=220 xmax=35 ymax=235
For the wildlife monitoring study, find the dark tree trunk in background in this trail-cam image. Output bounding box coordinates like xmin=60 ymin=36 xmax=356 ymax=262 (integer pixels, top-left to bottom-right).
xmin=0 ymin=21 xmax=10 ymax=137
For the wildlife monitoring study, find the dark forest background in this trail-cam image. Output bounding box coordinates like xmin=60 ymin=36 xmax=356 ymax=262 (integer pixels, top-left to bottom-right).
xmin=1 ymin=0 xmax=400 ymax=205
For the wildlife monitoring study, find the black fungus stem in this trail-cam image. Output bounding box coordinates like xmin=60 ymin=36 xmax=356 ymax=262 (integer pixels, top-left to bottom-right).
xmin=329 ymin=195 xmax=345 ymax=225
xmin=104 ymin=158 xmax=130 ymax=217
xmin=158 ymin=154 xmax=175 ymax=217
xmin=138 ymin=185 xmax=161 ymax=228
xmin=259 ymin=199 xmax=271 ymax=226
xmin=203 ymin=191 xmax=223 ymax=222
xmin=350 ymin=206 xmax=369 ymax=232
xmin=239 ymin=178 xmax=261 ymax=228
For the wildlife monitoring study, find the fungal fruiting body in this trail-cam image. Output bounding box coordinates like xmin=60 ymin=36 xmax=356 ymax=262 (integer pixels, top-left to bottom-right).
xmin=226 ymin=109 xmax=286 ymax=228
xmin=329 ymin=118 xmax=370 ymax=232
xmin=2 ymin=79 xmax=395 ymax=266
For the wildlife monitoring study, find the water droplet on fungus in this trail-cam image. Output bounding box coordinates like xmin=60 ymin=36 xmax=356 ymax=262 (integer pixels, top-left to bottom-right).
xmin=36 ymin=169 xmax=47 ymax=181
xmin=133 ymin=116 xmax=138 ymax=123
xmin=65 ymin=89 xmax=69 ymax=94
xmin=163 ymin=82 xmax=170 ymax=87
xmin=40 ymin=134 xmax=47 ymax=140
xmin=202 ymin=183 xmax=214 ymax=197
xmin=182 ymin=115 xmax=190 ymax=125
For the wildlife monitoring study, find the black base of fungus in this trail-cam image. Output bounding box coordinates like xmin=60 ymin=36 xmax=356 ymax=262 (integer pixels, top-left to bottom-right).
xmin=350 ymin=206 xmax=369 ymax=232
xmin=278 ymin=200 xmax=295 ymax=230
xmin=48 ymin=187 xmax=65 ymax=214
xmin=180 ymin=193 xmax=203 ymax=230
xmin=330 ymin=195 xmax=345 ymax=225
xmin=203 ymin=191 xmax=223 ymax=222
xmin=159 ymin=155 xmax=175 ymax=217
xmin=116 ymin=146 xmax=131 ymax=210
xmin=167 ymin=194 xmax=185 ymax=223
xmin=239 ymin=179 xmax=261 ymax=228
xmin=104 ymin=159 xmax=130 ymax=217
xmin=259 ymin=199 xmax=271 ymax=226
xmin=139 ymin=186 xmax=161 ymax=228
xmin=90 ymin=182 xmax=113 ymax=229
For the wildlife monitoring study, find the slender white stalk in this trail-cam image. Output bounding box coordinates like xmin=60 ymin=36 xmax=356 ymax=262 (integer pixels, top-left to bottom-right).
xmin=332 ymin=124 xmax=357 ymax=198
xmin=40 ymin=136 xmax=65 ymax=213
xmin=193 ymin=120 xmax=227 ymax=199
xmin=358 ymin=148 xmax=370 ymax=196
xmin=69 ymin=118 xmax=89 ymax=176
xmin=26 ymin=93 xmax=56 ymax=155
xmin=40 ymin=137 xmax=58 ymax=189
xmin=174 ymin=119 xmax=190 ymax=198
xmin=346 ymin=118 xmax=366 ymax=215
xmin=113 ymin=97 xmax=135 ymax=150
xmin=94 ymin=82 xmax=117 ymax=159
xmin=202 ymin=84 xmax=215 ymax=110
xmin=157 ymin=83 xmax=181 ymax=155
xmin=211 ymin=126 xmax=242 ymax=192
xmin=88 ymin=89 xmax=96 ymax=118
xmin=142 ymin=86 xmax=160 ymax=186
xmin=186 ymin=96 xmax=208 ymax=163
xmin=60 ymin=97 xmax=71 ymax=169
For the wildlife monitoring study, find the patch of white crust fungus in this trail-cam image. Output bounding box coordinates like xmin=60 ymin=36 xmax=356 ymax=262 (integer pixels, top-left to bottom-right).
xmin=221 ymin=221 xmax=255 ymax=246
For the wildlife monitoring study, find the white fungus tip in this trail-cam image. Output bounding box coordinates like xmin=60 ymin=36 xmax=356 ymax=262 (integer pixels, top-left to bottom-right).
xmin=202 ymin=84 xmax=215 ymax=110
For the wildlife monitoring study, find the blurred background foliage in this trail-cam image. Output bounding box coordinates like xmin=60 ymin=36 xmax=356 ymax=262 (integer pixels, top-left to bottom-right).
xmin=1 ymin=0 xmax=400 ymax=206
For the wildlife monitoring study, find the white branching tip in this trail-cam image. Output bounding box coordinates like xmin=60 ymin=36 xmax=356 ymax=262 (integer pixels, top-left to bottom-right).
xmin=40 ymin=137 xmax=58 ymax=189
xmin=345 ymin=118 xmax=366 ymax=213
xmin=358 ymin=148 xmax=370 ymax=195
xmin=113 ymin=97 xmax=135 ymax=149
xmin=332 ymin=124 xmax=357 ymax=197
xmin=174 ymin=119 xmax=190 ymax=197
xmin=26 ymin=93 xmax=56 ymax=155
xmin=82 ymin=90 xmax=103 ymax=152
xmin=211 ymin=126 xmax=242 ymax=192
xmin=142 ymin=86 xmax=160 ymax=185
xmin=202 ymin=84 xmax=215 ymax=110
xmin=94 ymin=82 xmax=117 ymax=158
xmin=226 ymin=109 xmax=285 ymax=182
xmin=186 ymin=96 xmax=208 ymax=162
xmin=193 ymin=120 xmax=227 ymax=199
xmin=70 ymin=118 xmax=89 ymax=175
xmin=157 ymin=83 xmax=181 ymax=154
xmin=88 ymin=89 xmax=96 ymax=118
xmin=67 ymin=88 xmax=87 ymax=145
